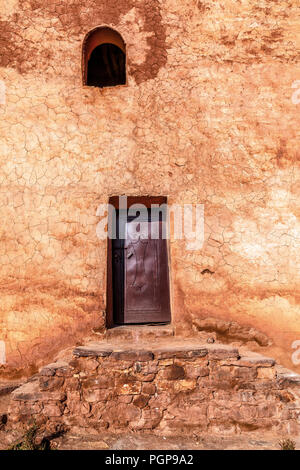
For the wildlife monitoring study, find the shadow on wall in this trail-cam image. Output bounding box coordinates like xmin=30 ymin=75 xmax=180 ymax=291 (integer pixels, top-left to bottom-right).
xmin=193 ymin=317 xmax=271 ymax=347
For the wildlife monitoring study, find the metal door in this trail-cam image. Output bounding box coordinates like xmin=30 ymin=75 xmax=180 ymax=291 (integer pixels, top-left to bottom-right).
xmin=112 ymin=209 xmax=171 ymax=324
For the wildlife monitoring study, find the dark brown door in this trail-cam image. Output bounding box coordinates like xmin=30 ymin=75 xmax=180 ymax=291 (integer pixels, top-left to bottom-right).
xmin=112 ymin=209 xmax=171 ymax=324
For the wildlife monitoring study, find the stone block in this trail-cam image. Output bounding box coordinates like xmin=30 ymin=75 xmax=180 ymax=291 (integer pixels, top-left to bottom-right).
xmin=187 ymin=391 xmax=208 ymax=403
xmin=81 ymin=358 xmax=99 ymax=372
xmin=275 ymin=390 xmax=296 ymax=403
xmin=117 ymin=381 xmax=141 ymax=395
xmin=0 ymin=382 xmax=23 ymax=396
xmin=66 ymin=390 xmax=81 ymax=402
xmin=161 ymin=405 xmax=208 ymax=432
xmin=133 ymin=394 xmax=149 ymax=409
xmin=103 ymin=403 xmax=141 ymax=426
xmin=90 ymin=402 xmax=107 ymax=419
xmin=12 ymin=381 xmax=43 ymax=402
xmin=142 ymin=383 xmax=156 ymax=395
xmin=232 ymin=366 xmax=257 ymax=380
xmin=81 ymin=375 xmax=111 ymax=389
xmin=111 ymin=350 xmax=154 ymax=361
xmin=18 ymin=402 xmax=42 ymax=415
xmin=43 ymin=391 xmax=67 ymax=402
xmin=158 ymin=359 xmax=173 ymax=366
xmin=257 ymin=403 xmax=279 ymax=418
xmin=174 ymin=379 xmax=197 ymax=392
xmin=148 ymin=391 xmax=172 ymax=409
xmin=207 ymin=345 xmax=239 ymax=360
xmin=257 ymin=367 xmax=277 ymax=380
xmin=234 ymin=355 xmax=276 ymax=368
xmin=141 ymin=408 xmax=163 ymax=428
xmin=64 ymin=377 xmax=80 ymax=391
xmin=83 ymin=389 xmax=111 ymax=403
xmin=134 ymin=373 xmax=156 ymax=382
xmin=156 ymin=346 xmax=208 ymax=360
xmin=276 ymin=367 xmax=300 ymax=386
xmin=39 ymin=376 xmax=64 ymax=392
xmin=100 ymin=359 xmax=133 ymax=370
xmin=118 ymin=395 xmax=133 ymax=404
xmin=185 ymin=364 xmax=209 ymax=378
xmin=73 ymin=344 xmax=112 ymax=358
xmin=40 ymin=361 xmax=70 ymax=376
xmin=42 ymin=402 xmax=65 ymax=417
xmin=162 ymin=364 xmax=185 ymax=380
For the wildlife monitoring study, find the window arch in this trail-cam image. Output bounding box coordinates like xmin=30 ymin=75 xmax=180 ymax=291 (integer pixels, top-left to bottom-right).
xmin=83 ymin=27 xmax=126 ymax=88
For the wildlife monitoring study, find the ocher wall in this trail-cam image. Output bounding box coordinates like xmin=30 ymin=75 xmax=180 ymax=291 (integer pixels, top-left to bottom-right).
xmin=0 ymin=0 xmax=300 ymax=377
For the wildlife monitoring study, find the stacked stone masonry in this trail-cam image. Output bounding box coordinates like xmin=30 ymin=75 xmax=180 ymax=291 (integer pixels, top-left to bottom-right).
xmin=1 ymin=0 xmax=300 ymax=377
xmin=9 ymin=341 xmax=300 ymax=436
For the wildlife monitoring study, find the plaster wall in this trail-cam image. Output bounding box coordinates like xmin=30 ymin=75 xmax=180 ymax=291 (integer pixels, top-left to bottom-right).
xmin=0 ymin=0 xmax=299 ymax=376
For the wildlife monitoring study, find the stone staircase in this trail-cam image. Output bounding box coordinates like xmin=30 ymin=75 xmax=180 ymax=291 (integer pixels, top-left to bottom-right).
xmin=7 ymin=334 xmax=300 ymax=438
xmin=0 ymin=381 xmax=21 ymax=428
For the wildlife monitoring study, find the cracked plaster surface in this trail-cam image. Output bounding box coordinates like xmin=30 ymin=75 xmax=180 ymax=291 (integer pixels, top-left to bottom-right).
xmin=0 ymin=0 xmax=299 ymax=377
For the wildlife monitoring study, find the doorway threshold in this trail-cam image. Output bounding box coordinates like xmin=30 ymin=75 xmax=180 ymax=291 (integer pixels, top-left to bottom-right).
xmin=105 ymin=324 xmax=174 ymax=341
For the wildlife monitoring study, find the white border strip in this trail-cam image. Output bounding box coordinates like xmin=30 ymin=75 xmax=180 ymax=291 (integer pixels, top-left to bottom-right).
xmin=0 ymin=341 xmax=6 ymax=365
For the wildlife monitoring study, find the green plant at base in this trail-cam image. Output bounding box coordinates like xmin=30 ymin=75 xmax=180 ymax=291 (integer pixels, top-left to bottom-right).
xmin=8 ymin=424 xmax=49 ymax=451
xmin=278 ymin=438 xmax=296 ymax=450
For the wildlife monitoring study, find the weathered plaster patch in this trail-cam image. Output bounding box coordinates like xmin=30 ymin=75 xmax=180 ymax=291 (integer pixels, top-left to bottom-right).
xmin=120 ymin=7 xmax=153 ymax=66
xmin=0 ymin=0 xmax=18 ymax=19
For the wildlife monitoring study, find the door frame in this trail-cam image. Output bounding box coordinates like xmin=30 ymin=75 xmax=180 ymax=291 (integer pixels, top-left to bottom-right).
xmin=106 ymin=196 xmax=171 ymax=328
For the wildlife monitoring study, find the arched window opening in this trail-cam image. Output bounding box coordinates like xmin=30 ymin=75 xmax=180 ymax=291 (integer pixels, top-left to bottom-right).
xmin=87 ymin=44 xmax=126 ymax=87
xmin=83 ymin=27 xmax=126 ymax=88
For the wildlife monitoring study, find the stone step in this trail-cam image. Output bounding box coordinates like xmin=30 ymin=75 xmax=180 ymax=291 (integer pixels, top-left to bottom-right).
xmin=0 ymin=381 xmax=23 ymax=431
xmin=8 ymin=338 xmax=300 ymax=438
xmin=72 ymin=339 xmax=239 ymax=360
xmin=0 ymin=381 xmax=22 ymax=397
xmin=104 ymin=324 xmax=174 ymax=342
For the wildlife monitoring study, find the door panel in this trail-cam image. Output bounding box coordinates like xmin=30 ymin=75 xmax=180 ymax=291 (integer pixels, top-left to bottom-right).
xmin=112 ymin=210 xmax=171 ymax=324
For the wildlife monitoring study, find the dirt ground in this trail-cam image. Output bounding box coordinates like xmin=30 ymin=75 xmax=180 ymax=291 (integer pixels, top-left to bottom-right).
xmin=1 ymin=416 xmax=298 ymax=450
xmin=0 ymin=375 xmax=299 ymax=451
xmin=47 ymin=432 xmax=300 ymax=450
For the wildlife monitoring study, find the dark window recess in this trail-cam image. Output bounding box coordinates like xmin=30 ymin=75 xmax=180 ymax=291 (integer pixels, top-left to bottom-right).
xmin=87 ymin=43 xmax=126 ymax=88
